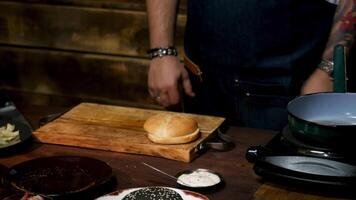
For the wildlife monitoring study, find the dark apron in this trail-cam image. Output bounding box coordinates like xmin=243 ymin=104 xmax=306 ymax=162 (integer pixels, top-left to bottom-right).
xmin=183 ymin=0 xmax=336 ymax=130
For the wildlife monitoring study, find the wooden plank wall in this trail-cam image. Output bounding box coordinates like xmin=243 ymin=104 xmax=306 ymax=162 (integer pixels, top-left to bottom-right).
xmin=0 ymin=0 xmax=187 ymax=109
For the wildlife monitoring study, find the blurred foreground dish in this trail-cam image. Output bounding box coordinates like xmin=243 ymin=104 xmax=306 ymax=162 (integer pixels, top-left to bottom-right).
xmin=20 ymin=193 xmax=44 ymax=200
xmin=96 ymin=186 xmax=209 ymax=200
xmin=7 ymin=156 xmax=113 ymax=199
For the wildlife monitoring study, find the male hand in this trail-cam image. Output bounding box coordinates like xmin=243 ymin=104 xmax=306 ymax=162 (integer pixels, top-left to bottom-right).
xmin=300 ymin=68 xmax=333 ymax=95
xmin=148 ymin=56 xmax=195 ymax=107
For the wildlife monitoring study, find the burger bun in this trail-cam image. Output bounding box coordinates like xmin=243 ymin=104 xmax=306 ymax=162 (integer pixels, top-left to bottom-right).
xmin=143 ymin=113 xmax=200 ymax=144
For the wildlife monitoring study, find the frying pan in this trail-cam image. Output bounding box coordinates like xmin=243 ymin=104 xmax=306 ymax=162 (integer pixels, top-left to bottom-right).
xmin=287 ymin=45 xmax=356 ymax=148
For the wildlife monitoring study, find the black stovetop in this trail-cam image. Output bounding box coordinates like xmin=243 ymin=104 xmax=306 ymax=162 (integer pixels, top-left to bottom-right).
xmin=246 ymin=126 xmax=356 ymax=190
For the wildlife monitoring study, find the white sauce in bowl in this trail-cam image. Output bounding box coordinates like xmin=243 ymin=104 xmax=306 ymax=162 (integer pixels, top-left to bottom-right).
xmin=177 ymin=169 xmax=221 ymax=188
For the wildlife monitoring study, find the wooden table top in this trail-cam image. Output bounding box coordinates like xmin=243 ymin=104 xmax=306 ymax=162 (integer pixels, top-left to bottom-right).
xmin=0 ymin=92 xmax=353 ymax=200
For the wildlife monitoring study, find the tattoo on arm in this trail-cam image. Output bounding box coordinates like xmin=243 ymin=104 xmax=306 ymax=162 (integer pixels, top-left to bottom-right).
xmin=322 ymin=0 xmax=355 ymax=60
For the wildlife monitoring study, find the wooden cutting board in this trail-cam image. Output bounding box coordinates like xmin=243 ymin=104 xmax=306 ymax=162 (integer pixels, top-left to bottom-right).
xmin=33 ymin=103 xmax=225 ymax=162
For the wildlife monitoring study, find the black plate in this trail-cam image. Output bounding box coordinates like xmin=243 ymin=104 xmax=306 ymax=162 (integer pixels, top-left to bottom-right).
xmin=6 ymin=156 xmax=114 ymax=199
xmin=0 ymin=119 xmax=32 ymax=156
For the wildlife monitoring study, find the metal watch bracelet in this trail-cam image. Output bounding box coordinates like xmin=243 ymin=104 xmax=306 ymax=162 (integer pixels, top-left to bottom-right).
xmin=318 ymin=59 xmax=334 ymax=76
xmin=147 ymin=47 xmax=178 ymax=59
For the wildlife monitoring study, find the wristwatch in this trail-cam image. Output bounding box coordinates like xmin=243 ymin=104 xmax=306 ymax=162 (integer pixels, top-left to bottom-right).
xmin=318 ymin=59 xmax=334 ymax=76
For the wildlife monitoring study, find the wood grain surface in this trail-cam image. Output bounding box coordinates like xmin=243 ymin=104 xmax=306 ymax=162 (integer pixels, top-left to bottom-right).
xmin=0 ymin=46 xmax=155 ymax=108
xmin=2 ymin=90 xmax=353 ymax=200
xmin=0 ymin=1 xmax=186 ymax=57
xmin=253 ymin=183 xmax=352 ymax=200
xmin=0 ymin=0 xmax=186 ymax=109
xmin=33 ymin=103 xmax=225 ymax=162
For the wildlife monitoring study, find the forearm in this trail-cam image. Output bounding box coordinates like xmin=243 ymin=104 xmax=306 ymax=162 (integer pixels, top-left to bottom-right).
xmin=146 ymin=0 xmax=179 ymax=48
xmin=302 ymin=0 xmax=355 ymax=95
xmin=322 ymin=0 xmax=355 ymax=61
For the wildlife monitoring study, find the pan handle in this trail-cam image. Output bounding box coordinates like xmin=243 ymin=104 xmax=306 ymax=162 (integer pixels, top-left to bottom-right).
xmin=196 ymin=128 xmax=235 ymax=152
xmin=333 ymin=44 xmax=347 ymax=93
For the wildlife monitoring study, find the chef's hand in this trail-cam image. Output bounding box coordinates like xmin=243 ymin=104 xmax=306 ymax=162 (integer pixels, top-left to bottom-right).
xmin=148 ymin=56 xmax=195 ymax=107
xmin=300 ymin=68 xmax=333 ymax=95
